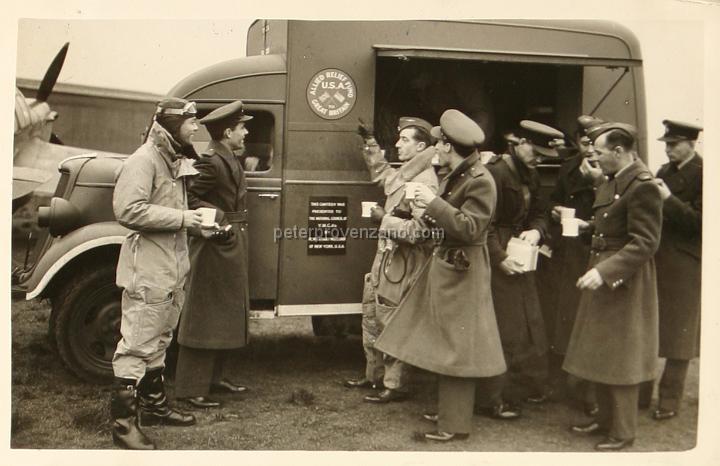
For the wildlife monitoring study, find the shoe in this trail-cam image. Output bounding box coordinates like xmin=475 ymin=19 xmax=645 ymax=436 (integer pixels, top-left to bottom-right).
xmin=476 ymin=402 xmax=521 ymax=420
xmin=211 ymin=379 xmax=248 ymax=394
xmin=137 ymin=368 xmax=196 ymax=427
xmin=526 ymin=393 xmax=548 ymax=404
xmin=343 ymin=378 xmax=382 ymax=390
xmin=570 ymin=421 xmax=607 ymax=436
xmin=422 ymin=412 xmax=439 ymax=423
xmin=652 ymin=408 xmax=677 ymax=420
xmin=363 ymin=388 xmax=409 ymax=403
xmin=583 ymin=402 xmax=599 ymax=417
xmin=110 ymin=378 xmax=156 ymax=450
xmin=595 ymin=436 xmax=635 ymax=451
xmin=140 ymin=408 xmax=195 ymax=427
xmin=424 ymin=431 xmax=469 ymax=442
xmin=181 ymin=396 xmax=222 ymax=409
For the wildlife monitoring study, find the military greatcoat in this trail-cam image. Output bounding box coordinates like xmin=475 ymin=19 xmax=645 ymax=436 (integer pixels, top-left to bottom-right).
xmin=177 ymin=140 xmax=250 ymax=349
xmin=655 ymin=154 xmax=702 ymax=359
xmin=374 ymin=153 xmax=507 ymax=378
xmin=563 ymin=160 xmax=662 ymax=385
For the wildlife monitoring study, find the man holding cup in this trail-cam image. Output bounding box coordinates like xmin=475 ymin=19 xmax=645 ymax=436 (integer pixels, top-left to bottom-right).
xmin=174 ymin=101 xmax=254 ymax=408
xmin=564 ymin=122 xmax=662 ymax=450
xmin=481 ymin=120 xmax=563 ymax=416
xmin=542 ymin=115 xmax=606 ymax=414
xmin=345 ymin=117 xmax=438 ymax=403
xmin=111 ymin=98 xmax=202 ymax=449
xmin=374 ymin=109 xmax=506 ymax=441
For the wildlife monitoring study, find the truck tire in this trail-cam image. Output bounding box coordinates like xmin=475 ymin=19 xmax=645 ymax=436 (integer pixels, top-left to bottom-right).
xmin=311 ymin=315 xmax=362 ymax=338
xmin=52 ymin=264 xmax=121 ymax=384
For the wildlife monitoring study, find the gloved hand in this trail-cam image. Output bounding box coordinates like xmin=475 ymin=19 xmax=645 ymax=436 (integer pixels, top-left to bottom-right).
xmin=209 ymin=226 xmax=235 ymax=245
xmin=357 ymin=118 xmax=375 ymax=141
xmin=391 ymin=206 xmax=412 ymax=220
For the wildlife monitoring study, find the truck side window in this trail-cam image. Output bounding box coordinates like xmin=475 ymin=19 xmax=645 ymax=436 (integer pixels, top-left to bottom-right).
xmin=192 ymin=109 xmax=274 ymax=173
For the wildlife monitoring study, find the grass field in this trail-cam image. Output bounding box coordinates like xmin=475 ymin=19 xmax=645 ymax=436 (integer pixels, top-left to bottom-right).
xmin=10 ymin=296 xmax=698 ymax=451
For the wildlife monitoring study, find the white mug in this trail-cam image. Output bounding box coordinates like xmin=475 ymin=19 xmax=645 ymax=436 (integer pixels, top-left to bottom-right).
xmin=561 ymin=218 xmax=580 ymax=237
xmin=197 ymin=207 xmax=217 ymax=227
xmin=558 ymin=206 xmax=576 ymax=219
xmin=405 ymin=182 xmax=420 ymax=200
xmin=361 ymin=202 xmax=378 ymax=218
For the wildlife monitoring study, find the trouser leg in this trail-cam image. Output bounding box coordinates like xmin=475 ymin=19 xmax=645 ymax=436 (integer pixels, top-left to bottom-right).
xmin=658 ymin=358 xmax=690 ymax=412
xmin=547 ymin=352 xmax=567 ymax=399
xmin=113 ymin=288 xmax=183 ymax=381
xmin=437 ymin=375 xmax=475 ymax=435
xmin=174 ymin=345 xmax=217 ymax=398
xmin=594 ymin=383 xmax=613 ymax=431
xmin=519 ymin=351 xmax=549 ymax=396
xmin=361 ymin=274 xmax=384 ymax=384
xmin=504 ymin=351 xmax=549 ymax=402
xmin=474 ymin=374 xmax=505 ymax=409
xmin=607 ymin=384 xmax=639 ymax=441
xmin=583 ymin=381 xmax=597 ymax=405
xmin=210 ymin=350 xmax=227 ymax=385
xmin=383 ymin=356 xmax=409 ymax=392
xmin=638 ymin=379 xmax=654 ymax=409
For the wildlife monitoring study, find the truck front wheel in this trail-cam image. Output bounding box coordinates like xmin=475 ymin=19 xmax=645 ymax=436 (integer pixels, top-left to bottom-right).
xmin=52 ymin=264 xmax=120 ymax=384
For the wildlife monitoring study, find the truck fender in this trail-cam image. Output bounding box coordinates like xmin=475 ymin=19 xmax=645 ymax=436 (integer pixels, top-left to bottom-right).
xmin=25 ymin=221 xmax=130 ymax=300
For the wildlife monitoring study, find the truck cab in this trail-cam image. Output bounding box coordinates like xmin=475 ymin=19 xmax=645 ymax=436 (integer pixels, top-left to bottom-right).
xmin=17 ymin=20 xmax=646 ymax=383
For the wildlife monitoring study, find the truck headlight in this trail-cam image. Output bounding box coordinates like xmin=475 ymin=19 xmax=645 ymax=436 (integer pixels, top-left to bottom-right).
xmin=38 ymin=197 xmax=81 ymax=237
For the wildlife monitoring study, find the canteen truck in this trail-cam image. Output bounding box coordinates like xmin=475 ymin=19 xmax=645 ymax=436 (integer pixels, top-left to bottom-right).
xmin=15 ymin=19 xmax=647 ymax=382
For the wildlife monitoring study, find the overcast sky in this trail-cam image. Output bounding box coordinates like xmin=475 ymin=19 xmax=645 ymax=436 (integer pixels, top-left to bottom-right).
xmin=13 ymin=15 xmax=710 ymax=172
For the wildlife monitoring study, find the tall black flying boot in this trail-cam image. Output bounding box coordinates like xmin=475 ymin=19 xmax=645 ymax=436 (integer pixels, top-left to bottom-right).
xmin=138 ymin=368 xmax=196 ymax=427
xmin=111 ymin=377 xmax=156 ymax=450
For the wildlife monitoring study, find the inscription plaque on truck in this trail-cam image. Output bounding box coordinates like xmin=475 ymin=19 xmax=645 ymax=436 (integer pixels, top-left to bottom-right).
xmin=306 ymin=68 xmax=357 ymax=120
xmin=307 ymin=196 xmax=348 ymax=255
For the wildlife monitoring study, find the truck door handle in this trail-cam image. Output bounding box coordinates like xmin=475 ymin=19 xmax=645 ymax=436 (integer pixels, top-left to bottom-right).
xmin=258 ymin=193 xmax=280 ymax=199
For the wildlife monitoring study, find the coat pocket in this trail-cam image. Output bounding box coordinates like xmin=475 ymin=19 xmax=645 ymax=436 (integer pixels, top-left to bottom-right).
xmin=121 ymin=291 xmax=176 ymax=352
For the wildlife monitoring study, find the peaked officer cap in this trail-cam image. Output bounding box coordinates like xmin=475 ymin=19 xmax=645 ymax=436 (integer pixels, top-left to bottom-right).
xmin=516 ymin=120 xmax=564 ymax=158
xmin=657 ymin=119 xmax=703 ymax=142
xmin=398 ymin=116 xmax=433 ymax=137
xmin=430 ymin=109 xmax=485 ymax=147
xmin=200 ymin=100 xmax=253 ymax=127
xmin=588 ymin=121 xmax=638 ymax=143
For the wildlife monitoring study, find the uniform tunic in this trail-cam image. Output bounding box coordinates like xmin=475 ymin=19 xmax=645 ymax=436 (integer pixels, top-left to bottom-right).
xmin=178 ymin=140 xmax=250 ymax=349
xmin=563 ymin=160 xmax=662 ymax=385
xmin=486 ymin=153 xmax=549 ymax=363
xmin=655 ymin=154 xmax=702 ymax=359
xmin=375 ymin=152 xmax=506 ymax=378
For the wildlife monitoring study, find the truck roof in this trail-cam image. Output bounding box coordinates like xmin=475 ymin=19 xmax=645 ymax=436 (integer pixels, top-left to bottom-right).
xmin=465 ymin=19 xmax=641 ymax=58
xmin=248 ymin=19 xmax=642 ymax=60
xmin=169 ymin=20 xmax=641 ymax=100
xmin=167 ymin=54 xmax=286 ymax=100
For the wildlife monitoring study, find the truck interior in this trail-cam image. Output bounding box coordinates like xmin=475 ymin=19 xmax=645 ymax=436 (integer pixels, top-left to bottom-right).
xmin=373 ymin=55 xmax=636 ymax=197
xmin=374 ymin=56 xmax=582 ymax=159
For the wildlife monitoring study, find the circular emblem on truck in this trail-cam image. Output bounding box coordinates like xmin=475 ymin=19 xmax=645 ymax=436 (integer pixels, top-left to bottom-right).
xmin=306 ymin=68 xmax=357 ymax=120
